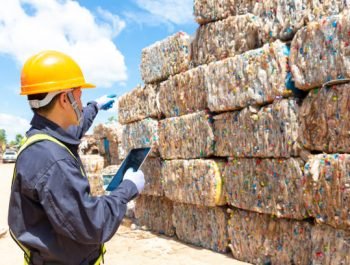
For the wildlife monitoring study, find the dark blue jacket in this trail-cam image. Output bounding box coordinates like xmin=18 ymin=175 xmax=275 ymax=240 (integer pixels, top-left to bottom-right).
xmin=8 ymin=102 xmax=138 ymax=265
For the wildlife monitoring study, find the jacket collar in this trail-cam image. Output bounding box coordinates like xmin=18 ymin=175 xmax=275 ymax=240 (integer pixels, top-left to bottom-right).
xmin=27 ymin=112 xmax=80 ymax=146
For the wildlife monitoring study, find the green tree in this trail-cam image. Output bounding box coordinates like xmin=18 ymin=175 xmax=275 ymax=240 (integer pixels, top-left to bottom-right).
xmin=0 ymin=129 xmax=7 ymax=145
xmin=15 ymin=134 xmax=24 ymax=145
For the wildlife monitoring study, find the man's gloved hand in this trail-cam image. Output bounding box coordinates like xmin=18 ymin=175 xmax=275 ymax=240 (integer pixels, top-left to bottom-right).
xmin=95 ymin=94 xmax=116 ymax=110
xmin=123 ymin=168 xmax=145 ymax=193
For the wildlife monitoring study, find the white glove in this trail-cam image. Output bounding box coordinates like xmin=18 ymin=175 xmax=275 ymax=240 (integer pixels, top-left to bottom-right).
xmin=95 ymin=94 xmax=116 ymax=110
xmin=123 ymin=168 xmax=145 ymax=193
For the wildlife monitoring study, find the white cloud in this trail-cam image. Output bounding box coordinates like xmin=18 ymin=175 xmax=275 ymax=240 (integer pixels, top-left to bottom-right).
xmin=0 ymin=0 xmax=127 ymax=88
xmin=0 ymin=113 xmax=30 ymax=141
xmin=134 ymin=0 xmax=194 ymax=25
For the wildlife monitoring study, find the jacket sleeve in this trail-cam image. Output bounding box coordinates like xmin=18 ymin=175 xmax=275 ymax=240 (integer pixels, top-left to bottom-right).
xmin=67 ymin=101 xmax=99 ymax=139
xmin=37 ymin=157 xmax=138 ymax=244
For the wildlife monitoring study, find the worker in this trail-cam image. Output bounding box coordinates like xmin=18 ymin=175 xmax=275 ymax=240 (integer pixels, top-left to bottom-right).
xmin=8 ymin=50 xmax=145 ymax=265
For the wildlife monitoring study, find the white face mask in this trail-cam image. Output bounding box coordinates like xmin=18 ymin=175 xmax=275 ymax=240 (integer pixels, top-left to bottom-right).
xmin=66 ymin=91 xmax=83 ymax=126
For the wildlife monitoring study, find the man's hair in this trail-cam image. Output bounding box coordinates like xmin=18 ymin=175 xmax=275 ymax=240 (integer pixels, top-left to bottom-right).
xmin=27 ymin=93 xmax=61 ymax=113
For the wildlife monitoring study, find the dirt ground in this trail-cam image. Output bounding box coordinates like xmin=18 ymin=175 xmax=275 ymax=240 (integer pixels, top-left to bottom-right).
xmin=0 ymin=163 xmax=249 ymax=264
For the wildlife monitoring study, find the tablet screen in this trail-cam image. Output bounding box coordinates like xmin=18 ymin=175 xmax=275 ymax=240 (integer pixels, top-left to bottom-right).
xmin=105 ymin=147 xmax=151 ymax=191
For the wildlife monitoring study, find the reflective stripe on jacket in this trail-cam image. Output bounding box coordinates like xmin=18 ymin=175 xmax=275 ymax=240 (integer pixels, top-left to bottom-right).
xmin=8 ymin=102 xmax=139 ymax=265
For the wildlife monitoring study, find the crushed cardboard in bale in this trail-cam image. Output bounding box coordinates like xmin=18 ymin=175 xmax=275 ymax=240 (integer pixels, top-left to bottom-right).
xmin=134 ymin=195 xmax=174 ymax=236
xmin=227 ymin=208 xmax=312 ymax=264
xmin=303 ymin=154 xmax=350 ymax=231
xmin=206 ymin=40 xmax=293 ymax=112
xmin=141 ymin=157 xmax=163 ymax=197
xmin=290 ymin=11 xmax=350 ymax=90
xmin=159 ymin=111 xmax=215 ymax=159
xmin=162 ymin=159 xmax=225 ymax=207
xmin=93 ymin=123 xmax=122 ymax=166
xmin=191 ymin=14 xmax=262 ymax=66
xmin=194 ymin=0 xmax=349 ymax=42
xmin=299 ymin=84 xmax=350 ymax=153
xmin=311 ymin=224 xmax=350 ymax=264
xmin=224 ymin=158 xmax=307 ymax=219
xmin=158 ymin=65 xmax=207 ymax=118
xmin=119 ymin=118 xmax=159 ymax=159
xmin=118 ymin=84 xmax=161 ymax=125
xmin=172 ymin=203 xmax=228 ymax=253
xmin=214 ymin=99 xmax=301 ymax=158
xmin=140 ymin=32 xmax=190 ymax=84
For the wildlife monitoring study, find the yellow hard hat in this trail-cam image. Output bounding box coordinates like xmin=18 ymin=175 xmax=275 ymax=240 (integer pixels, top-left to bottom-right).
xmin=20 ymin=50 xmax=95 ymax=95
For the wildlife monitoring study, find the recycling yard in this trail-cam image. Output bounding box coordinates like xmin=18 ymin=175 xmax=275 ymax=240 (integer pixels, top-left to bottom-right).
xmin=1 ymin=0 xmax=350 ymax=264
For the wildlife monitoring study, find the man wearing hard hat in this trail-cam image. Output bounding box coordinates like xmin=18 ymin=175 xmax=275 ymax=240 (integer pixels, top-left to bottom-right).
xmin=8 ymin=50 xmax=145 ymax=265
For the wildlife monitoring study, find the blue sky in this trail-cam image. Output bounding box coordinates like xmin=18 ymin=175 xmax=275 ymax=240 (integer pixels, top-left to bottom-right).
xmin=0 ymin=0 xmax=197 ymax=141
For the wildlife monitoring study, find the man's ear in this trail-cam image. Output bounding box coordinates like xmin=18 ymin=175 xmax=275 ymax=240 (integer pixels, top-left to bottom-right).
xmin=57 ymin=93 xmax=69 ymax=109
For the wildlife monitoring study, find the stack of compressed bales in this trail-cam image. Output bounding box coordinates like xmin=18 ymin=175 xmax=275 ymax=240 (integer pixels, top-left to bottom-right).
xmin=93 ymin=123 xmax=122 ymax=166
xmin=80 ymin=154 xmax=105 ymax=196
xmin=289 ymin=9 xmax=350 ymax=264
xmin=117 ymin=78 xmax=175 ymax=233
xmin=115 ymin=1 xmax=350 ymax=263
xmin=193 ymin=0 xmax=349 ymax=43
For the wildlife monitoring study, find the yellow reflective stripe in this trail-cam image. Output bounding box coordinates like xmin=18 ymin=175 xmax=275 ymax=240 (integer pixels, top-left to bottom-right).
xmin=18 ymin=134 xmax=76 ymax=159
xmin=93 ymin=244 xmax=106 ymax=265
xmin=12 ymin=133 xmax=86 ymax=185
xmin=12 ymin=133 xmax=92 ymax=263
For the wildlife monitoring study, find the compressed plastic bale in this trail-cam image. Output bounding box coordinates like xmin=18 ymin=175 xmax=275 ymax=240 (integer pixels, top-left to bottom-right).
xmin=159 ymin=111 xmax=215 ymax=159
xmin=303 ymin=154 xmax=350 ymax=230
xmin=193 ymin=0 xmax=255 ymax=24
xmin=141 ymin=157 xmax=163 ymax=197
xmin=290 ymin=11 xmax=350 ymax=90
xmin=78 ymin=135 xmax=99 ymax=155
xmin=134 ymin=195 xmax=174 ymax=236
xmin=158 ymin=65 xmax=207 ymax=118
xmin=119 ymin=118 xmax=159 ymax=159
xmin=311 ymin=224 xmax=350 ymax=264
xmin=172 ymin=203 xmax=228 ymax=253
xmin=140 ymin=32 xmax=190 ymax=84
xmin=191 ymin=14 xmax=262 ymax=66
xmin=118 ymin=84 xmax=161 ymax=124
xmin=80 ymin=155 xmax=105 ymax=196
xmin=80 ymin=154 xmax=105 ymax=174
xmin=214 ymin=99 xmax=301 ymax=158
xmin=224 ymin=158 xmax=307 ymax=219
xmin=194 ymin=0 xmax=349 ymax=42
xmin=162 ymin=159 xmax=225 ymax=207
xmin=93 ymin=123 xmax=122 ymax=165
xmin=299 ymin=84 xmax=350 ymax=153
xmin=85 ymin=173 xmax=105 ymax=196
xmin=206 ymin=40 xmax=293 ymax=112
xmin=227 ymin=208 xmax=312 ymax=264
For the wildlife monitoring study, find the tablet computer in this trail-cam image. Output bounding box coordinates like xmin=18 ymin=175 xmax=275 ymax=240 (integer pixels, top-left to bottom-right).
xmin=105 ymin=147 xmax=151 ymax=191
